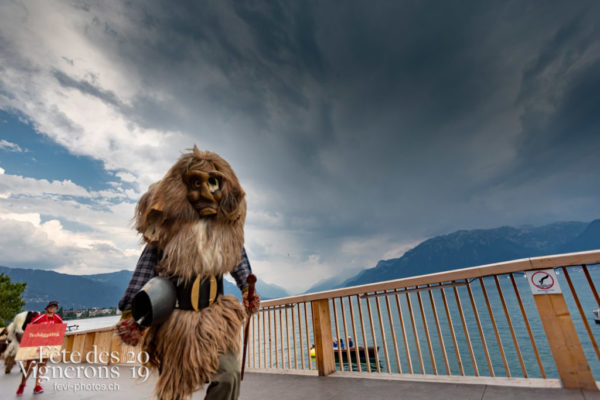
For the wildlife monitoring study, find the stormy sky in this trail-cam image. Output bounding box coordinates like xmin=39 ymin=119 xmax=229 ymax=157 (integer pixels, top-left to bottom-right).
xmin=0 ymin=1 xmax=599 ymax=292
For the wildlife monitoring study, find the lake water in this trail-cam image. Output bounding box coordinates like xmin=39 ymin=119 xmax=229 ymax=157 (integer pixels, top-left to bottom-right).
xmin=63 ymin=315 xmax=121 ymax=332
xmin=250 ymin=266 xmax=600 ymax=381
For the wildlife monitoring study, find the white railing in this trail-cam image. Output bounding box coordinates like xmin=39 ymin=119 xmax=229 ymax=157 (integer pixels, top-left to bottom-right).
xmin=61 ymin=250 xmax=600 ymax=391
xmin=245 ymin=250 xmax=600 ymax=391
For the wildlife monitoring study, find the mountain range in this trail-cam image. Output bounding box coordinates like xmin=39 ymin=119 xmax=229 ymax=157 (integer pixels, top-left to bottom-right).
xmin=306 ymin=219 xmax=600 ymax=292
xmin=1 ymin=219 xmax=598 ymax=310
xmin=0 ymin=266 xmax=289 ymax=311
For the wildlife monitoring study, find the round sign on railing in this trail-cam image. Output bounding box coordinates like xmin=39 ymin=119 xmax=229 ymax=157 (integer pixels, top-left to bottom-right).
xmin=526 ymin=269 xmax=562 ymax=295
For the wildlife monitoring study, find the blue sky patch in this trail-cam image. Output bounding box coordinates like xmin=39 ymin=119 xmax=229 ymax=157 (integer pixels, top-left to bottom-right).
xmin=0 ymin=109 xmax=117 ymax=191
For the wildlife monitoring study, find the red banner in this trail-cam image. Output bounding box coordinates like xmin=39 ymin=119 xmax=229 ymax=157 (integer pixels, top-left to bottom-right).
xmin=20 ymin=323 xmax=66 ymax=347
xmin=16 ymin=323 xmax=67 ymax=361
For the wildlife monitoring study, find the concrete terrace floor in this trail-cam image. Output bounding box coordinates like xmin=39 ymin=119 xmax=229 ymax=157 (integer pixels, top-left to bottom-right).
xmin=1 ymin=364 xmax=599 ymax=400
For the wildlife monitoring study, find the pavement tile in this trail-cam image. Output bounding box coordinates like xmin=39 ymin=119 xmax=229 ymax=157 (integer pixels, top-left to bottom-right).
xmin=482 ymin=385 xmax=584 ymax=400
xmin=582 ymin=389 xmax=600 ymax=400
xmin=1 ymin=363 xmax=596 ymax=400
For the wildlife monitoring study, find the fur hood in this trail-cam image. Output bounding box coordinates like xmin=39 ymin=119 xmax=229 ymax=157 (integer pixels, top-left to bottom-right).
xmin=6 ymin=311 xmax=28 ymax=341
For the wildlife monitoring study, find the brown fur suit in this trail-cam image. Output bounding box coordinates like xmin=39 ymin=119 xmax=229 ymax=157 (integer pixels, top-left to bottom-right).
xmin=136 ymin=147 xmax=247 ymax=400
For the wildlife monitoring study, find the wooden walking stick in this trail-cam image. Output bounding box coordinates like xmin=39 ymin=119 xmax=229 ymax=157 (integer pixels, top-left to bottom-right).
xmin=241 ymin=274 xmax=257 ymax=380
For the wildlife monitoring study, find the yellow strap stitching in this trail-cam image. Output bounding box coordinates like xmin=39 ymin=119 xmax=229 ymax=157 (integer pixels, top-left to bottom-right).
xmin=208 ymin=275 xmax=217 ymax=306
xmin=191 ymin=275 xmax=202 ymax=312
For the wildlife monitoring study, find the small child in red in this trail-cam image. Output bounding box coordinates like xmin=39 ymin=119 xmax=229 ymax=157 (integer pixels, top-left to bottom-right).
xmin=16 ymin=300 xmax=63 ymax=396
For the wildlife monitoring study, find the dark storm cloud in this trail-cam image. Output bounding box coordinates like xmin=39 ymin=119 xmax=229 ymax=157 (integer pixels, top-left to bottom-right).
xmin=53 ymin=69 xmax=124 ymax=108
xmin=473 ymin=9 xmax=600 ymax=209
xmin=516 ymin=14 xmax=600 ymax=162
xmin=102 ymin=1 xmax=325 ymax=136
xmin=59 ymin=1 xmax=600 ymax=263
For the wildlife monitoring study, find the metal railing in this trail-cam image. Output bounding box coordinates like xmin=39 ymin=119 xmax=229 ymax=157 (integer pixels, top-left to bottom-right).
xmin=245 ymin=250 xmax=600 ymax=390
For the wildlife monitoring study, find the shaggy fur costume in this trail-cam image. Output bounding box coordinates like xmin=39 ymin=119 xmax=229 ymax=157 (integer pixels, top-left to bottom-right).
xmin=0 ymin=328 xmax=7 ymax=358
xmin=136 ymin=147 xmax=247 ymax=400
xmin=145 ymin=299 xmax=245 ymax=399
xmin=4 ymin=311 xmax=28 ymax=358
xmin=3 ymin=311 xmax=30 ymax=373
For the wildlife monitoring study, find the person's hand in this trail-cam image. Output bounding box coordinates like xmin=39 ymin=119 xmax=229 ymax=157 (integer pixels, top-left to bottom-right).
xmin=116 ymin=311 xmax=145 ymax=346
xmin=242 ymin=290 xmax=260 ymax=315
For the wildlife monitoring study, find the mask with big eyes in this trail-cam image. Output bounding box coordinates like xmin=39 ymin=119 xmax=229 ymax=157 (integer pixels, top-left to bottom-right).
xmin=183 ymin=169 xmax=226 ymax=216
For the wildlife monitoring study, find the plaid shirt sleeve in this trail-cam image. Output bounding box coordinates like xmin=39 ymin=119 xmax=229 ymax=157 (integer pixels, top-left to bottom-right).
xmin=230 ymin=247 xmax=252 ymax=291
xmin=118 ymin=244 xmax=159 ymax=311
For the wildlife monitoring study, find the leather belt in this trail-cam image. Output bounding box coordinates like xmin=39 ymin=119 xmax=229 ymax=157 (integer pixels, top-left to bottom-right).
xmin=173 ymin=274 xmax=223 ymax=311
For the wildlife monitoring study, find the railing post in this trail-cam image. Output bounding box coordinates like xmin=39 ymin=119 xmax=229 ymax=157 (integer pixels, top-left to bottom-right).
xmin=311 ymin=299 xmax=336 ymax=376
xmin=533 ymin=292 xmax=597 ymax=390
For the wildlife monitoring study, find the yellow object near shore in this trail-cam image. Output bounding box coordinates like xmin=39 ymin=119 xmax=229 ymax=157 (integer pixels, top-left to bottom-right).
xmin=310 ymin=348 xmax=315 ymax=358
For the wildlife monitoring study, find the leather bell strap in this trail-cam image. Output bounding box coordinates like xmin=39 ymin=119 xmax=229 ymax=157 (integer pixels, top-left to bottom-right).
xmin=174 ymin=275 xmax=223 ymax=311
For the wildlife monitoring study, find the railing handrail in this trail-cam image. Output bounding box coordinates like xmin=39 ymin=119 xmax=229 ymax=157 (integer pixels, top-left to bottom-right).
xmin=59 ymin=249 xmax=600 ymax=390
xmin=261 ymin=249 xmax=600 ymax=308
xmin=64 ymin=324 xmax=116 ymax=336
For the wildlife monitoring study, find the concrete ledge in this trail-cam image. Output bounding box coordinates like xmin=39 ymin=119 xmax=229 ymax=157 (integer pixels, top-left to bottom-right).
xmin=245 ymin=368 xmax=318 ymax=376
xmin=331 ymin=371 xmax=565 ymax=388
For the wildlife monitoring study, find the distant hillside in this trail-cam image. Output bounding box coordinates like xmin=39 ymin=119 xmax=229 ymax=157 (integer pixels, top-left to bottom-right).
xmin=309 ymin=220 xmax=598 ymax=292
xmin=0 ymin=266 xmax=128 ymax=311
xmin=0 ymin=266 xmax=289 ymax=311
xmin=223 ymin=276 xmax=290 ymax=300
xmin=559 ymin=219 xmax=600 ymax=252
xmin=224 ymin=277 xmax=289 ymax=301
xmin=84 ymin=270 xmax=134 ymax=295
xmin=256 ymin=280 xmax=289 ymax=299
xmin=304 ymin=276 xmax=345 ymax=294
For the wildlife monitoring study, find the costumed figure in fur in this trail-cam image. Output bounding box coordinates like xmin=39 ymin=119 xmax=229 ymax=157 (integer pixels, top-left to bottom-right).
xmin=0 ymin=327 xmax=8 ymax=357
xmin=116 ymin=146 xmax=260 ymax=400
xmin=3 ymin=311 xmax=39 ymax=374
